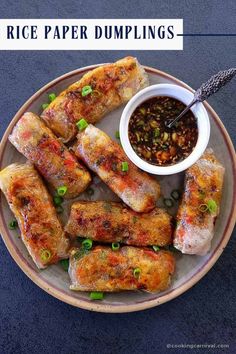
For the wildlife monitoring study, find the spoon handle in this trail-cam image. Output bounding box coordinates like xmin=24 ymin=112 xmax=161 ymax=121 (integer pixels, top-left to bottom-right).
xmin=166 ymin=98 xmax=197 ymax=128
xmin=166 ymin=68 xmax=236 ymax=129
xmin=194 ymin=68 xmax=236 ymax=102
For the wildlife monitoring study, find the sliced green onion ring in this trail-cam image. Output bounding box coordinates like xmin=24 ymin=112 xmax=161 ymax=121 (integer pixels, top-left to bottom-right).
xmin=9 ymin=219 xmax=18 ymax=230
xmin=82 ymin=238 xmax=93 ymax=250
xmin=111 ymin=242 xmax=120 ymax=251
xmin=133 ymin=267 xmax=141 ymax=278
xmin=53 ymin=196 xmax=63 ymax=206
xmin=121 ymin=161 xmax=129 ymax=172
xmin=207 ymin=199 xmax=217 ymax=214
xmin=59 ymin=259 xmax=69 ymax=271
xmin=171 ymin=189 xmax=181 ymax=201
xmin=81 ymin=85 xmax=93 ymax=97
xmin=41 ymin=103 xmax=49 ymax=110
xmin=76 ymin=118 xmax=88 ymax=131
xmin=115 ymin=130 xmax=120 ymax=139
xmin=48 ymin=92 xmax=57 ymax=102
xmin=90 ymin=291 xmax=104 ymax=300
xmin=163 ymin=198 xmax=174 ymax=208
xmin=40 ymin=249 xmax=52 ymax=262
xmin=152 ymin=245 xmax=160 ymax=252
xmin=57 ymin=185 xmax=68 ymax=196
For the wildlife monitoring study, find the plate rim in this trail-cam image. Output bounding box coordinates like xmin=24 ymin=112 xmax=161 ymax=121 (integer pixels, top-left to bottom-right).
xmin=0 ymin=63 xmax=235 ymax=313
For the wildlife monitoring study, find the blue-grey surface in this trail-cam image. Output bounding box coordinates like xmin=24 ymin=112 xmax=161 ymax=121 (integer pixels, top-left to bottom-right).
xmin=0 ymin=1 xmax=235 ymax=353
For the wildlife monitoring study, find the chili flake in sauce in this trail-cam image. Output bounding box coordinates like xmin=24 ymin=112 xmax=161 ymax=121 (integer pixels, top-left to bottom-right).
xmin=128 ymin=96 xmax=198 ymax=166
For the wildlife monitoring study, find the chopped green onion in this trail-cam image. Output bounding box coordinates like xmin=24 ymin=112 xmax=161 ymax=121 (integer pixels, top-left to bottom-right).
xmin=41 ymin=103 xmax=49 ymax=110
xmin=163 ymin=198 xmax=174 ymax=208
xmin=112 ymin=242 xmax=120 ymax=251
xmin=81 ymin=85 xmax=93 ymax=97
xmin=48 ymin=92 xmax=57 ymax=102
xmin=90 ymin=291 xmax=104 ymax=300
xmin=9 ymin=219 xmax=18 ymax=230
xmin=56 ymin=205 xmax=64 ymax=214
xmin=207 ymin=199 xmax=217 ymax=214
xmin=115 ymin=130 xmax=120 ymax=139
xmin=198 ymin=204 xmax=209 ymax=213
xmin=154 ymin=128 xmax=160 ymax=137
xmin=57 ymin=185 xmax=68 ymax=196
xmin=139 ymin=107 xmax=146 ymax=115
xmin=59 ymin=259 xmax=69 ymax=271
xmin=171 ymin=189 xmax=181 ymax=201
xmin=121 ymin=161 xmax=129 ymax=172
xmin=76 ymin=118 xmax=88 ymax=131
xmin=152 ymin=245 xmax=160 ymax=252
xmin=133 ymin=267 xmax=141 ymax=278
xmin=53 ymin=196 xmax=63 ymax=206
xmin=133 ymin=216 xmax=138 ymax=224
xmin=137 ymin=120 xmax=144 ymax=126
xmin=40 ymin=249 xmax=51 ymax=262
xmin=199 ymin=200 xmax=217 ymax=214
xmin=82 ymin=238 xmax=93 ymax=250
xmin=86 ymin=187 xmax=94 ymax=196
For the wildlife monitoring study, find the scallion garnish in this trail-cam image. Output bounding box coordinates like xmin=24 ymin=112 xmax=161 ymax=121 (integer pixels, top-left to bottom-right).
xmin=41 ymin=103 xmax=49 ymax=110
xmin=154 ymin=128 xmax=160 ymax=137
xmin=90 ymin=291 xmax=104 ymax=300
xmin=199 ymin=199 xmax=217 ymax=214
xmin=139 ymin=107 xmax=146 ymax=115
xmin=133 ymin=267 xmax=141 ymax=278
xmin=115 ymin=130 xmax=120 ymax=139
xmin=163 ymin=198 xmax=174 ymax=208
xmin=48 ymin=92 xmax=57 ymax=102
xmin=40 ymin=249 xmax=52 ymax=262
xmin=121 ymin=161 xmax=129 ymax=172
xmin=171 ymin=189 xmax=181 ymax=201
xmin=207 ymin=199 xmax=217 ymax=214
xmin=82 ymin=238 xmax=93 ymax=250
xmin=81 ymin=85 xmax=93 ymax=97
xmin=76 ymin=118 xmax=88 ymax=131
xmin=152 ymin=245 xmax=160 ymax=252
xmin=111 ymin=242 xmax=120 ymax=251
xmin=53 ymin=196 xmax=63 ymax=206
xmin=9 ymin=219 xmax=18 ymax=230
xmin=57 ymin=185 xmax=68 ymax=196
xmin=59 ymin=259 xmax=69 ymax=271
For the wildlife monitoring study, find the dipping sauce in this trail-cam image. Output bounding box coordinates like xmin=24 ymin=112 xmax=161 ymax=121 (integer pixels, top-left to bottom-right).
xmin=128 ymin=96 xmax=198 ymax=166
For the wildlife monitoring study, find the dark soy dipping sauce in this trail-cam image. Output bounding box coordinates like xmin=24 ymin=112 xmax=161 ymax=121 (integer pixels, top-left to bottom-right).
xmin=128 ymin=96 xmax=198 ymax=166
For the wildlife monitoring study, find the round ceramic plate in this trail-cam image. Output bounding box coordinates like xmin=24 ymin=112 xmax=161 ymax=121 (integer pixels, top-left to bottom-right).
xmin=0 ymin=64 xmax=235 ymax=313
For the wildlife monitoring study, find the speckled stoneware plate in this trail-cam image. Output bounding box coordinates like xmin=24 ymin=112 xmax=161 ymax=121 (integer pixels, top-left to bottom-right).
xmin=0 ymin=64 xmax=235 ymax=313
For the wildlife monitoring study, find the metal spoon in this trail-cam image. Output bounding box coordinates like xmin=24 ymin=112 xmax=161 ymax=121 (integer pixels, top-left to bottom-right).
xmin=166 ymin=68 xmax=236 ymax=129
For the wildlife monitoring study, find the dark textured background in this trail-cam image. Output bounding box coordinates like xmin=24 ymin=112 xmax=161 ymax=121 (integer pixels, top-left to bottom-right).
xmin=0 ymin=1 xmax=235 ymax=353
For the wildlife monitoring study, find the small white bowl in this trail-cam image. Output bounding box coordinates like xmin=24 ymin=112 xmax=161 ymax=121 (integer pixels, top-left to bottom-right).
xmin=119 ymin=84 xmax=210 ymax=175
